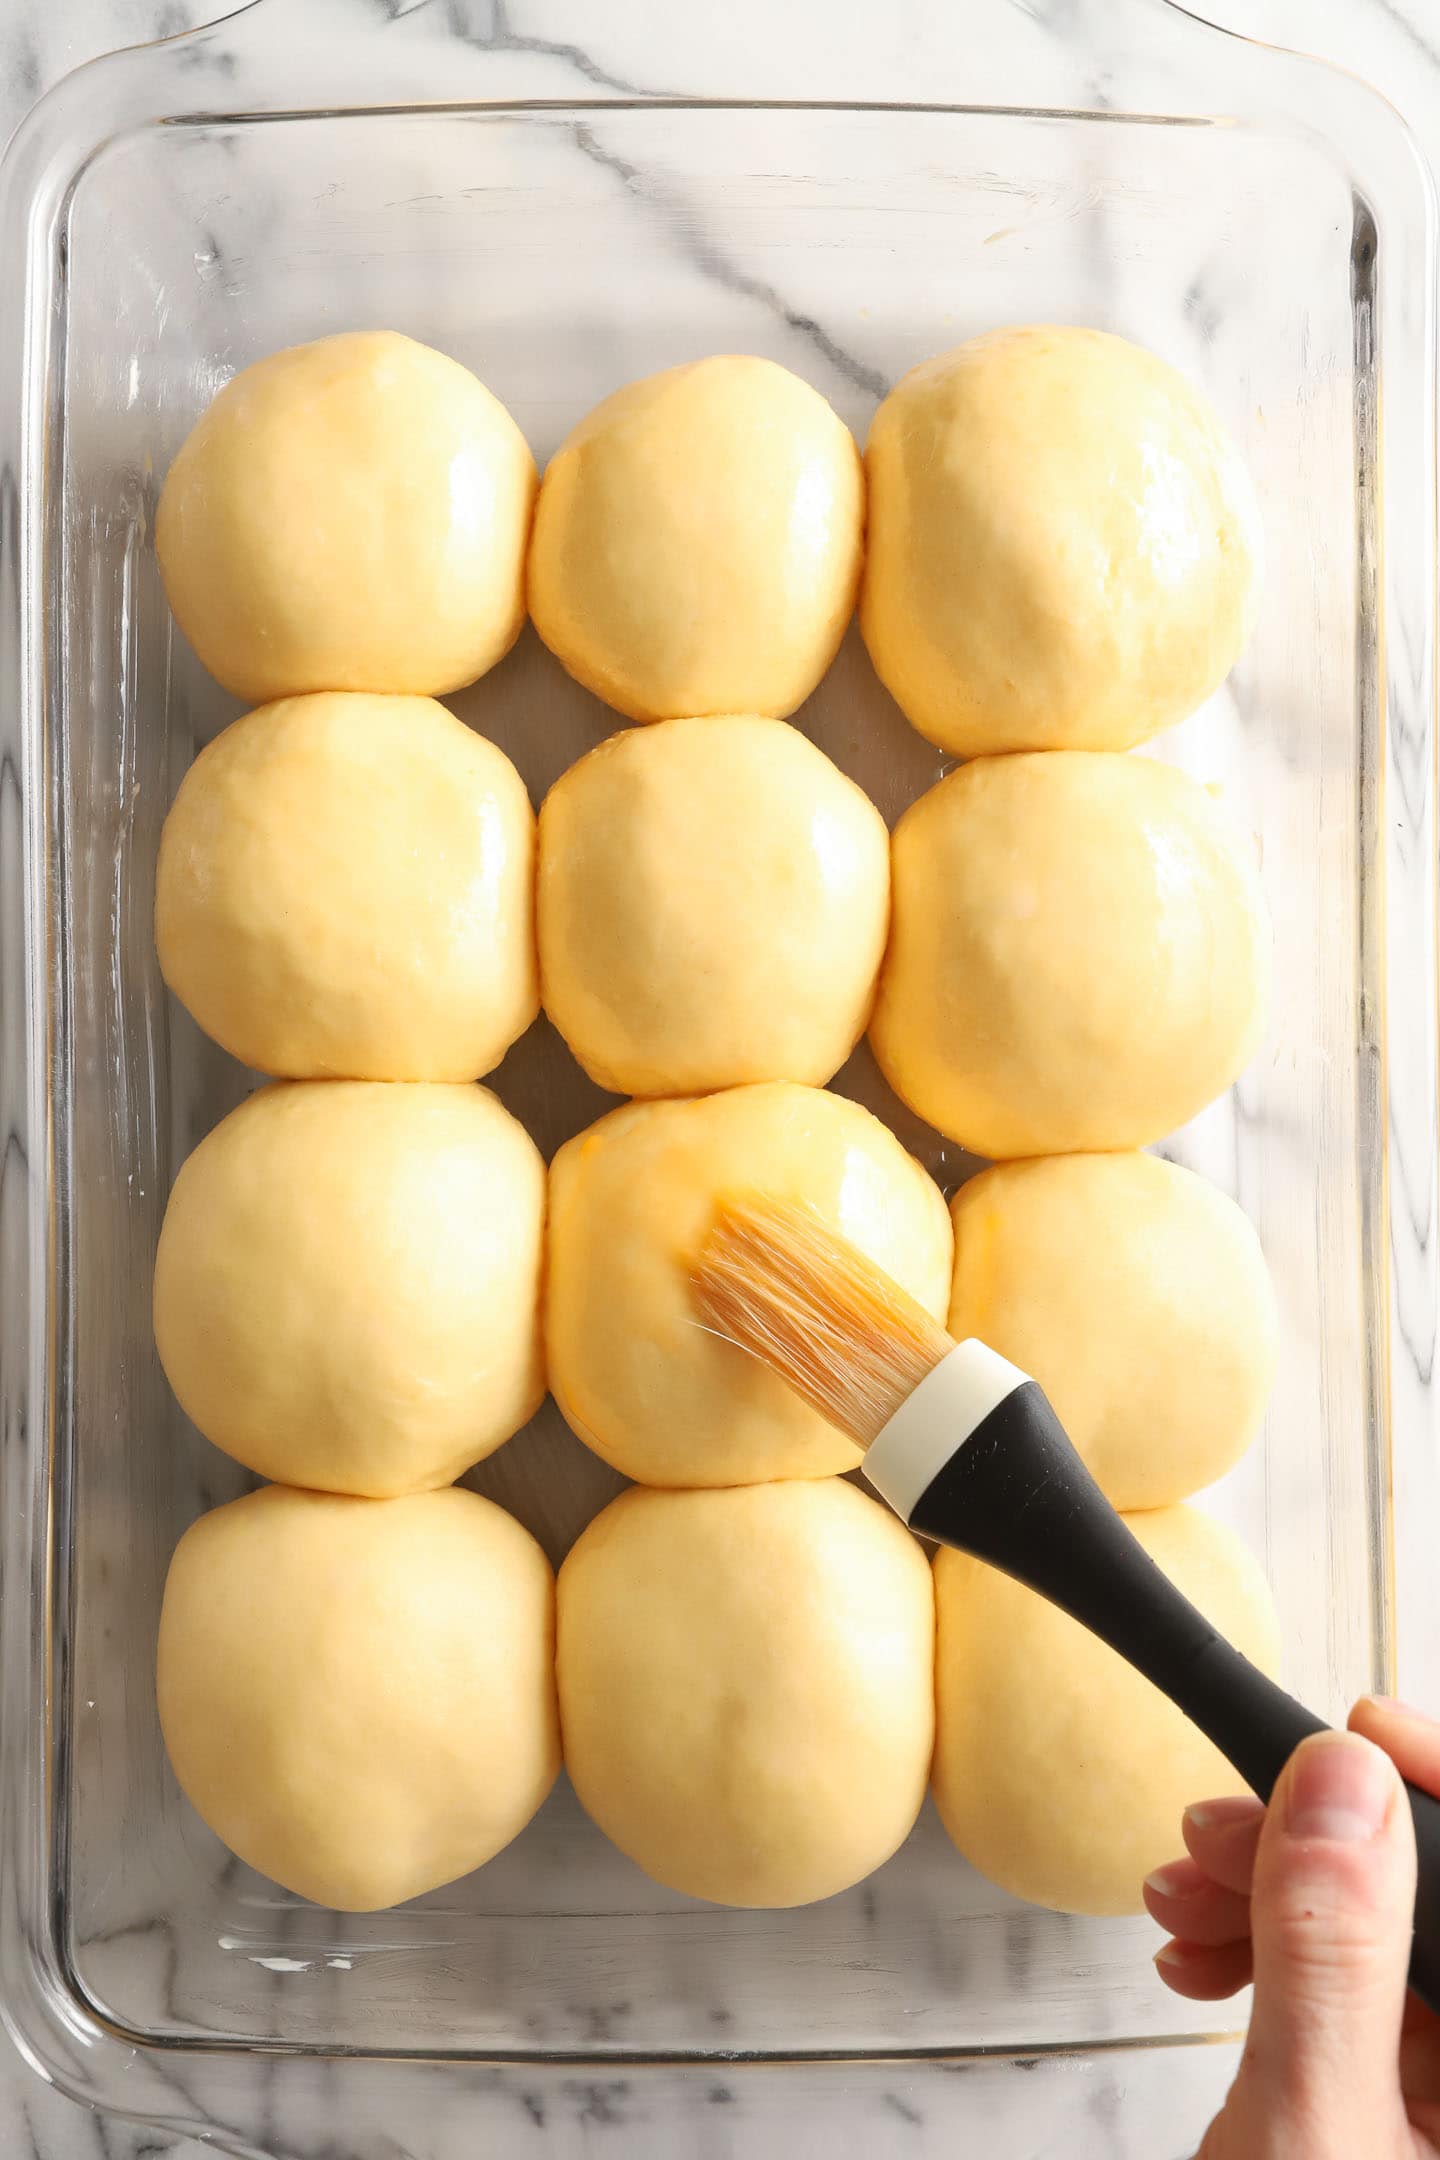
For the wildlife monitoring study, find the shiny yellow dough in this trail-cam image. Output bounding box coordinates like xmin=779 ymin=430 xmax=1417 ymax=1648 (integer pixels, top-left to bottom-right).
xmin=949 ymin=1154 xmax=1278 ymax=1510
xmin=158 ymin=1485 xmax=558 ymax=1910
xmin=558 ymin=1481 xmax=934 ymax=1907
xmin=860 ymin=324 xmax=1262 ymax=755
xmin=155 ymin=694 xmax=537 ymax=1082
xmin=870 ymin=752 xmax=1270 ymax=1157
xmin=538 ymin=716 xmax=889 ymax=1096
xmin=153 ymin=1081 xmax=545 ymax=1496
xmin=156 ymin=332 xmax=536 ymax=703
xmin=933 ymin=1507 xmax=1280 ymax=1916
xmin=546 ymin=1082 xmax=952 ymax=1486
xmin=528 ymin=356 xmax=863 ymax=723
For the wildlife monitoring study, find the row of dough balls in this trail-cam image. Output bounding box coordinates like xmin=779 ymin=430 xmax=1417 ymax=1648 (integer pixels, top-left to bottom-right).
xmin=159 ymin=1475 xmax=1279 ymax=1917
xmin=154 ymin=1078 xmax=1276 ymax=1510
xmin=155 ymin=695 xmax=1271 ymax=1158
xmin=157 ymin=326 xmax=1261 ymax=757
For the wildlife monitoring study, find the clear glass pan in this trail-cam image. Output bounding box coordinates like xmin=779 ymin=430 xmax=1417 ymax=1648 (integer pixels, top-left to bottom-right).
xmin=1 ymin=2 xmax=1436 ymax=2152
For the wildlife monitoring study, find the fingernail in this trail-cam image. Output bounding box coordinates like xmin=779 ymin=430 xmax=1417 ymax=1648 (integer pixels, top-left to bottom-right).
xmin=1283 ymin=1731 xmax=1394 ymax=1843
xmin=1143 ymin=1861 xmax=1193 ymax=1898
xmin=1153 ymin=1941 xmax=1186 ymax=1969
xmin=1184 ymin=1794 xmax=1264 ymax=1835
xmin=1361 ymin=1693 xmax=1426 ymax=1719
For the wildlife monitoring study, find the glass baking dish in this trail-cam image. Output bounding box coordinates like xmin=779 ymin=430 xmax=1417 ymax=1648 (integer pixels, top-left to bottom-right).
xmin=1 ymin=1 xmax=1437 ymax=2151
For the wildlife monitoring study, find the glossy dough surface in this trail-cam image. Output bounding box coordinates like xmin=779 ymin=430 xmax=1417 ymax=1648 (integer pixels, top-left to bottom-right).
xmin=949 ymin=1153 xmax=1278 ymax=1509
xmin=861 ymin=324 xmax=1262 ymax=755
xmin=158 ymin=1485 xmax=558 ymax=1910
xmin=546 ymin=1082 xmax=953 ymax=1486
xmin=153 ymin=1081 xmax=545 ymax=1496
xmin=933 ymin=1506 xmax=1281 ymax=1916
xmin=156 ymin=331 xmax=536 ymax=703
xmin=155 ymin=693 xmax=537 ymax=1081
xmin=870 ymin=752 xmax=1270 ymax=1157
xmin=558 ymin=1480 xmax=934 ymax=1907
xmin=538 ymin=715 xmax=889 ymax=1095
xmin=528 ymin=356 xmax=863 ymax=722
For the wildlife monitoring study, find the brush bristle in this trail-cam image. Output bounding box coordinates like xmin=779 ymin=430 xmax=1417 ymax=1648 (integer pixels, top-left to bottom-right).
xmin=691 ymin=1195 xmax=954 ymax=1450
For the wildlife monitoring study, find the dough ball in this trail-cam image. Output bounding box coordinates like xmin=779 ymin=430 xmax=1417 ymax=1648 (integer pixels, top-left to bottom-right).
xmin=538 ymin=715 xmax=889 ymax=1096
xmin=870 ymin=752 xmax=1270 ymax=1156
xmin=528 ymin=356 xmax=863 ymax=723
xmin=558 ymin=1480 xmax=934 ymax=1907
xmin=546 ymin=1082 xmax=951 ymax=1486
xmin=933 ymin=1506 xmax=1280 ymax=1916
xmin=154 ymin=1081 xmax=545 ymax=1496
xmin=860 ymin=324 xmax=1262 ymax=755
xmin=158 ymin=1485 xmax=558 ymax=1910
xmin=156 ymin=693 xmax=537 ymax=1082
xmin=949 ymin=1153 xmax=1277 ymax=1509
xmin=156 ymin=332 xmax=535 ymax=703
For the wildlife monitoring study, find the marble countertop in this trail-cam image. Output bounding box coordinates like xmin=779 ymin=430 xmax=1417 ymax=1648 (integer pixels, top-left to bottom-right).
xmin=2 ymin=1 xmax=1438 ymax=2154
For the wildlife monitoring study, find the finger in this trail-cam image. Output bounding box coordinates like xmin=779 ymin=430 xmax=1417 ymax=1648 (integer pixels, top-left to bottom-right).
xmin=1181 ymin=1793 xmax=1266 ymax=1895
xmin=1143 ymin=1858 xmax=1253 ymax=1947
xmin=1154 ymin=1936 xmax=1254 ymax=2001
xmin=1349 ymin=1695 xmax=1440 ymax=1794
xmin=1235 ymin=1731 xmax=1416 ymax=2153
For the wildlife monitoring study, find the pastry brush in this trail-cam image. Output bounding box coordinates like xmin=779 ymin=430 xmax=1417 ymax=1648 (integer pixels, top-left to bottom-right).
xmin=692 ymin=1194 xmax=1440 ymax=2008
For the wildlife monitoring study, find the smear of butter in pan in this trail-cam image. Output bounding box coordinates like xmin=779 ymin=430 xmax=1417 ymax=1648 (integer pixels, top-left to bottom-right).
xmin=217 ymin=1939 xmax=355 ymax=1974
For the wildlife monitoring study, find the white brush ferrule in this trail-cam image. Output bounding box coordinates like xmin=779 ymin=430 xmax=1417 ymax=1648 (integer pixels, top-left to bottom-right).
xmin=863 ymin=1340 xmax=1033 ymax=1525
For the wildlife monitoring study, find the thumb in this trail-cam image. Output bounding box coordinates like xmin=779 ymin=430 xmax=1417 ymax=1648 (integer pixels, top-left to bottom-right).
xmin=1235 ymin=1729 xmax=1416 ymax=2153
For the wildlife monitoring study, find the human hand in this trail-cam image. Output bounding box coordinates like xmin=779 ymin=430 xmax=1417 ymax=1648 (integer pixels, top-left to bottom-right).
xmin=1144 ymin=1698 xmax=1440 ymax=2158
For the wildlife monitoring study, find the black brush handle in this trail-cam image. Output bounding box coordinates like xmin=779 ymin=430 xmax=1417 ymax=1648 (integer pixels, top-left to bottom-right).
xmin=868 ymin=1357 xmax=1440 ymax=2010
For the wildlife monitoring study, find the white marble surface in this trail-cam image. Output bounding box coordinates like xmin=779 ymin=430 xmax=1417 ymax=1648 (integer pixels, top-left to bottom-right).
xmin=1 ymin=1 xmax=1437 ymax=2155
